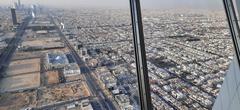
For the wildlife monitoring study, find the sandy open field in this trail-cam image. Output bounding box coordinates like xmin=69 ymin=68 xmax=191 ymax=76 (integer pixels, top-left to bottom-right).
xmin=37 ymin=81 xmax=91 ymax=106
xmin=5 ymin=58 xmax=40 ymax=77
xmin=46 ymin=71 xmax=59 ymax=85
xmin=0 ymin=72 xmax=40 ymax=92
xmin=0 ymin=58 xmax=41 ymax=92
xmin=12 ymin=51 xmax=43 ymax=61
xmin=0 ymin=91 xmax=37 ymax=110
xmin=22 ymin=40 xmax=64 ymax=49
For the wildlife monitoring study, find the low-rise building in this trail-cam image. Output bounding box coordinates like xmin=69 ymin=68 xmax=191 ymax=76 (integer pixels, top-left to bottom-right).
xmin=63 ymin=63 xmax=81 ymax=82
xmin=115 ymin=94 xmax=133 ymax=110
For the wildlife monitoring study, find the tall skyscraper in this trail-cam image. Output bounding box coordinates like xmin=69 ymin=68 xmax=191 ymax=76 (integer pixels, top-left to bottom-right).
xmin=31 ymin=5 xmax=37 ymax=18
xmin=11 ymin=8 xmax=18 ymax=25
xmin=14 ymin=2 xmax=18 ymax=9
xmin=18 ymin=0 xmax=21 ymax=7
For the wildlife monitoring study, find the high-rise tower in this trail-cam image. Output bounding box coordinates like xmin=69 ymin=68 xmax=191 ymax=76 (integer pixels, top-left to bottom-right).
xmin=18 ymin=0 xmax=21 ymax=6
xmin=31 ymin=5 xmax=37 ymax=18
xmin=11 ymin=8 xmax=18 ymax=25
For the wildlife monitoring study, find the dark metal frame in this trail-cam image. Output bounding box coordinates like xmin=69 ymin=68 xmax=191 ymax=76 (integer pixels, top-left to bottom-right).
xmin=129 ymin=0 xmax=152 ymax=110
xmin=223 ymin=0 xmax=240 ymax=65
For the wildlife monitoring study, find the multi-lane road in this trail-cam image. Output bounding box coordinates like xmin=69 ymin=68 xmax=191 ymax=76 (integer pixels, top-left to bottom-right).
xmin=0 ymin=12 xmax=118 ymax=109
xmin=50 ymin=15 xmax=118 ymax=110
xmin=0 ymin=9 xmax=119 ymax=109
xmin=0 ymin=17 xmax=31 ymax=73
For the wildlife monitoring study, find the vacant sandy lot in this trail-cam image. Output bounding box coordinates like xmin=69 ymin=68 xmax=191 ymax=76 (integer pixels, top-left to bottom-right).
xmin=0 ymin=58 xmax=41 ymax=92
xmin=5 ymin=58 xmax=40 ymax=77
xmin=22 ymin=40 xmax=64 ymax=49
xmin=46 ymin=71 xmax=59 ymax=85
xmin=0 ymin=91 xmax=37 ymax=110
xmin=37 ymin=81 xmax=91 ymax=106
xmin=0 ymin=72 xmax=40 ymax=92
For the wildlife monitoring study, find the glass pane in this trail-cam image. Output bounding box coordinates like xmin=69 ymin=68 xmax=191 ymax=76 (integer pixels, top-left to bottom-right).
xmin=0 ymin=1 xmax=140 ymax=110
xmin=140 ymin=0 xmax=234 ymax=109
xmin=230 ymin=0 xmax=240 ymax=59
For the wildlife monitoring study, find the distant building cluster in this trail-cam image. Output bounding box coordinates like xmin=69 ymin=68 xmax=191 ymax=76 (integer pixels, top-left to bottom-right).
xmin=58 ymin=9 xmax=233 ymax=110
xmin=0 ymin=3 xmax=235 ymax=110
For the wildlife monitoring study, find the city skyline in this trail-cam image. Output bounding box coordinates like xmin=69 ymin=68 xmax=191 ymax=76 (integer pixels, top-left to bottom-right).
xmin=0 ymin=0 xmax=223 ymax=9
xmin=0 ymin=0 xmax=237 ymax=110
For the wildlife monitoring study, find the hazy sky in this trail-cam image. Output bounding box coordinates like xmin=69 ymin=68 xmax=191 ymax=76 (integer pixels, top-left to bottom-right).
xmin=0 ymin=0 xmax=223 ymax=9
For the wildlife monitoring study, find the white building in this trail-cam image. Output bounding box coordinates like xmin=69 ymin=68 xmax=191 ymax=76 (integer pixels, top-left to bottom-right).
xmin=63 ymin=63 xmax=81 ymax=82
xmin=115 ymin=94 xmax=133 ymax=110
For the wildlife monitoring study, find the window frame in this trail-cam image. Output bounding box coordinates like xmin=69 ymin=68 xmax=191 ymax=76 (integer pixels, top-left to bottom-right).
xmin=223 ymin=0 xmax=240 ymax=66
xmin=129 ymin=0 xmax=152 ymax=110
